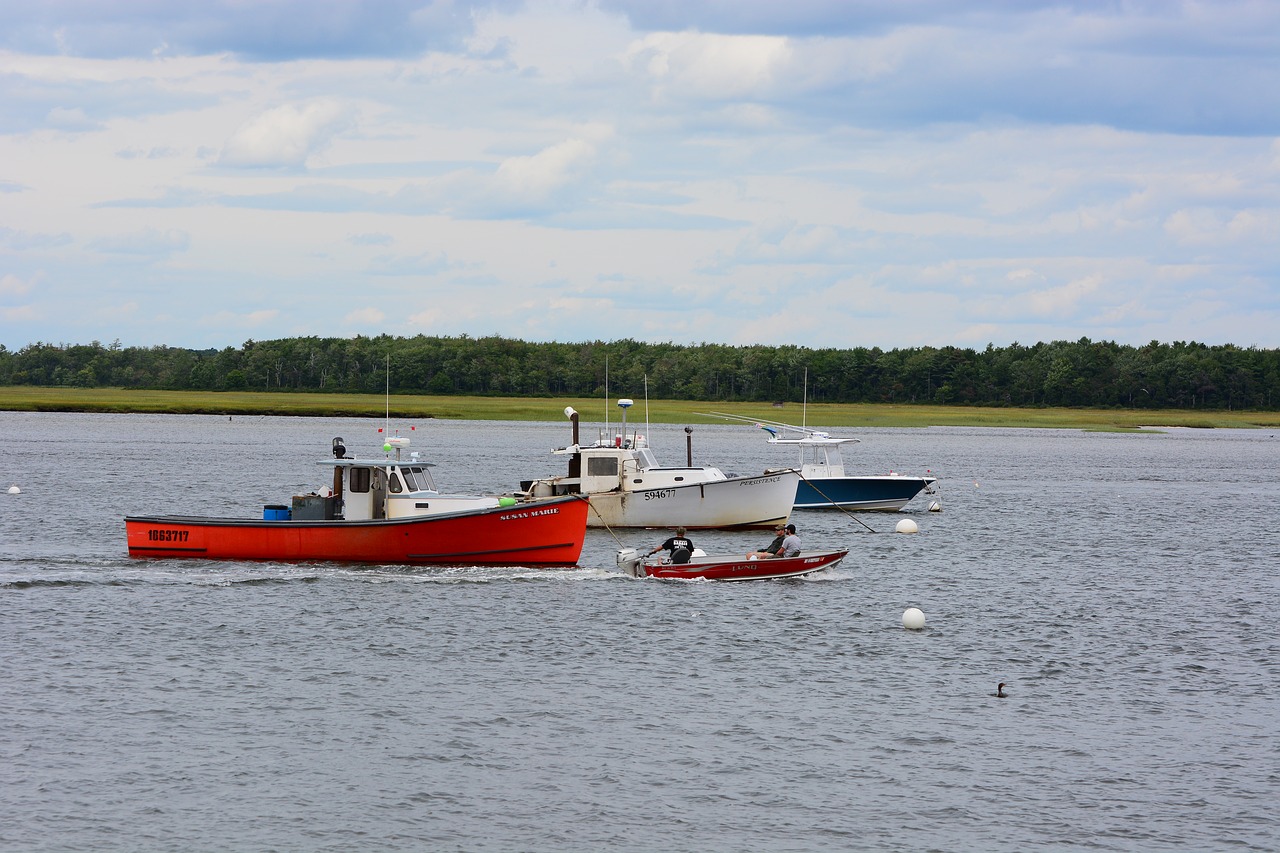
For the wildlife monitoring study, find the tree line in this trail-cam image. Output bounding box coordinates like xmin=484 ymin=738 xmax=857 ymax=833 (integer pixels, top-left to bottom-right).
xmin=2 ymin=335 xmax=1278 ymax=410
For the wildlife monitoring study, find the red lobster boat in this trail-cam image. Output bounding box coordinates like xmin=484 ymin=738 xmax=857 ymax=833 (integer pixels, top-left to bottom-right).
xmin=126 ymin=435 xmax=589 ymax=566
xmin=615 ymin=547 xmax=848 ymax=581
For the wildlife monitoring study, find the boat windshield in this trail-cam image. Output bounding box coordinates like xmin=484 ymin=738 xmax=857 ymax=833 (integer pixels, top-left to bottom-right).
xmin=633 ymin=448 xmax=659 ymax=470
xmin=407 ymin=466 xmax=435 ymax=491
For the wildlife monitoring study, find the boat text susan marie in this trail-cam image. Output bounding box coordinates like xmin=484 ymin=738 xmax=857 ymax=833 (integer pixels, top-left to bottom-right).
xmin=126 ymin=434 xmax=588 ymax=566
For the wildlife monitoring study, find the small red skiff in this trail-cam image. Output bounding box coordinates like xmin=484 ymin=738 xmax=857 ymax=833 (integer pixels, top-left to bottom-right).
xmin=616 ymin=548 xmax=848 ymax=581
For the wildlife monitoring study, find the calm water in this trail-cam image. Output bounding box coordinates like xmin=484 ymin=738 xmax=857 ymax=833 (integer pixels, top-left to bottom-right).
xmin=2 ymin=411 xmax=1278 ymax=852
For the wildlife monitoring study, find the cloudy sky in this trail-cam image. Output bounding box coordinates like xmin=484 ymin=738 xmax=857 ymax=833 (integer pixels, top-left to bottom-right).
xmin=1 ymin=0 xmax=1277 ymax=352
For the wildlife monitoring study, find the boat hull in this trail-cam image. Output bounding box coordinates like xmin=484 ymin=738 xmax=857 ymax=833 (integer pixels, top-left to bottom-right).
xmin=627 ymin=548 xmax=848 ymax=581
xmin=794 ymin=476 xmax=936 ymax=511
xmin=125 ymin=495 xmax=589 ymax=566
xmin=585 ymin=471 xmax=798 ymax=530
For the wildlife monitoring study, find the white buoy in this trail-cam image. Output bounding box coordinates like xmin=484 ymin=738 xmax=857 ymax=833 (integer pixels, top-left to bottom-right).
xmin=895 ymin=518 xmax=919 ymax=534
xmin=928 ymin=501 xmax=942 ymax=512
xmin=902 ymin=607 xmax=926 ymax=630
xmin=7 ymin=485 xmax=18 ymax=495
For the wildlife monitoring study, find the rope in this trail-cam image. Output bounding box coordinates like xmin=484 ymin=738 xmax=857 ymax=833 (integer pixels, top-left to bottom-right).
xmin=793 ymin=470 xmax=879 ymax=533
xmin=579 ymin=493 xmax=629 ymax=548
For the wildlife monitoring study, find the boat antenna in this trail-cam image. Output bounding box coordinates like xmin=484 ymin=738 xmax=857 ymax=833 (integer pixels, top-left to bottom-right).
xmin=604 ymin=353 xmax=610 ymax=437
xmin=644 ymin=374 xmax=650 ymax=445
xmin=385 ymin=353 xmax=390 ymax=436
xmin=802 ymin=366 xmax=808 ymax=429
xmin=618 ymin=397 xmax=633 ymax=446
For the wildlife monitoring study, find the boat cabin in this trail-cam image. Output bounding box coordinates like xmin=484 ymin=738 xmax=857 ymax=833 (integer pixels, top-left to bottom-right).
xmin=524 ymin=438 xmax=728 ymax=497
xmin=309 ymin=436 xmax=499 ymax=521
xmin=766 ymin=434 xmax=860 ymax=480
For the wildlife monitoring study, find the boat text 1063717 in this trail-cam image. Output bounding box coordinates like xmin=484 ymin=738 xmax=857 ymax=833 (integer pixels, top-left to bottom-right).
xmin=125 ymin=434 xmax=588 ymax=566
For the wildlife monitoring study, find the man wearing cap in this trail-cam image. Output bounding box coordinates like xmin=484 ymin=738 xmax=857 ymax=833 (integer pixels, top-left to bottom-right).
xmin=649 ymin=526 xmax=695 ymax=564
xmin=748 ymin=525 xmax=788 ymax=559
xmin=771 ymin=523 xmax=801 ymax=558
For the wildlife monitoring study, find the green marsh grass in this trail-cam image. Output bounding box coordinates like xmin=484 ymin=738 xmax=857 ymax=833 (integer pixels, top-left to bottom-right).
xmin=2 ymin=386 xmax=1278 ymax=431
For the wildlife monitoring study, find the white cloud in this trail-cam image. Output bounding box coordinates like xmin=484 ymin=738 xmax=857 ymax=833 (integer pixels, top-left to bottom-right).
xmin=349 ymin=232 xmax=394 ymax=246
xmin=1024 ymin=274 xmax=1105 ymax=317
xmin=218 ymin=100 xmax=354 ymax=168
xmin=1 ymin=305 xmax=39 ymax=322
xmin=0 ymin=2 xmax=1277 ymax=351
xmin=89 ymin=228 xmax=190 ymax=256
xmin=1164 ymin=207 xmax=1277 ymax=248
xmin=1006 ymin=268 xmax=1045 ymax=285
xmin=470 ymin=0 xmax=633 ymax=79
xmin=116 ymin=146 xmax=181 ymax=160
xmin=367 ymin=251 xmax=458 ymax=276
xmin=1 ymin=273 xmax=36 ymax=297
xmin=407 ymin=304 xmax=483 ymax=329
xmin=494 ymin=138 xmax=598 ymax=200
xmin=956 ymin=323 xmax=1003 ymax=343
xmin=344 ymin=307 xmax=385 ymax=325
xmin=98 ymin=300 xmax=139 ymax=322
xmin=46 ymin=106 xmax=99 ymax=130
xmin=200 ymin=309 xmax=280 ymax=328
xmin=626 ymin=31 xmax=794 ymax=99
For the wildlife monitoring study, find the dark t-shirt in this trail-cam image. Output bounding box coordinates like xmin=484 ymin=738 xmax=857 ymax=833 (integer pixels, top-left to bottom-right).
xmin=660 ymin=536 xmax=694 ymax=554
xmin=761 ymin=534 xmax=784 ymax=554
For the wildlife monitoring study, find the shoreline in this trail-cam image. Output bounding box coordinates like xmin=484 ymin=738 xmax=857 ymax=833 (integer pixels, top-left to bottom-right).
xmin=4 ymin=387 xmax=1279 ymax=431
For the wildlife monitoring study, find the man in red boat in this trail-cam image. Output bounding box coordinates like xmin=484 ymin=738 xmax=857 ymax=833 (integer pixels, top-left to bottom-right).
xmin=649 ymin=526 xmax=695 ymax=564
xmin=767 ymin=523 xmax=800 ymax=558
xmin=748 ymin=525 xmax=787 ymax=559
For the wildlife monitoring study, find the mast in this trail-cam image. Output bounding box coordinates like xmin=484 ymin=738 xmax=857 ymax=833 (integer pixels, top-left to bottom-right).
xmin=618 ymin=398 xmax=633 ymax=447
xmin=802 ymin=366 xmax=808 ymax=429
xmin=644 ymin=374 xmax=650 ymax=446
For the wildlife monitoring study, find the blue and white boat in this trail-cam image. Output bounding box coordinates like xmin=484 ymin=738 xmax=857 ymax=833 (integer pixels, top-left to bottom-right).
xmin=704 ymin=413 xmax=939 ymax=512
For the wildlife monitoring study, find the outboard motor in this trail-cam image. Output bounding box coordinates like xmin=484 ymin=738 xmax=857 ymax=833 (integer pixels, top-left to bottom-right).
xmin=616 ymin=548 xmax=644 ymax=578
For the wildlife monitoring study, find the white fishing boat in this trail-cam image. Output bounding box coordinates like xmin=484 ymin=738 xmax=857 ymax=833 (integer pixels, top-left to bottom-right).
xmin=518 ymin=401 xmax=798 ymax=530
xmin=703 ymin=412 xmax=939 ymax=512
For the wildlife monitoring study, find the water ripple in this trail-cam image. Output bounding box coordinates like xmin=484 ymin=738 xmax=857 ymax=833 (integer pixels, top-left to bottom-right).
xmin=3 ymin=414 xmax=1279 ymax=851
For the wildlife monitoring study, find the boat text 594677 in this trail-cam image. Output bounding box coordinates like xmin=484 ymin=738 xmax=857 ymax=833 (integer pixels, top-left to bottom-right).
xmin=518 ymin=402 xmax=799 ymax=530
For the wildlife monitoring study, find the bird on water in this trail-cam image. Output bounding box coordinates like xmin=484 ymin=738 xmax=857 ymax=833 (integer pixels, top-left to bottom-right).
xmin=994 ymin=683 xmax=1008 ymax=698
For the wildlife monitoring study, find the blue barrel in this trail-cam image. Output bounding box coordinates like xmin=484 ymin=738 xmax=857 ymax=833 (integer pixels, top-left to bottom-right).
xmin=263 ymin=504 xmax=291 ymax=521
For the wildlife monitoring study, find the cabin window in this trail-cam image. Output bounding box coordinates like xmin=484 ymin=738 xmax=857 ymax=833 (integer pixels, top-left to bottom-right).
xmin=349 ymin=467 xmax=370 ymax=493
xmin=587 ymin=457 xmax=618 ymax=477
xmin=411 ymin=466 xmax=435 ymax=490
xmin=388 ymin=472 xmax=403 ymax=493
xmin=401 ymin=468 xmax=418 ymax=491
